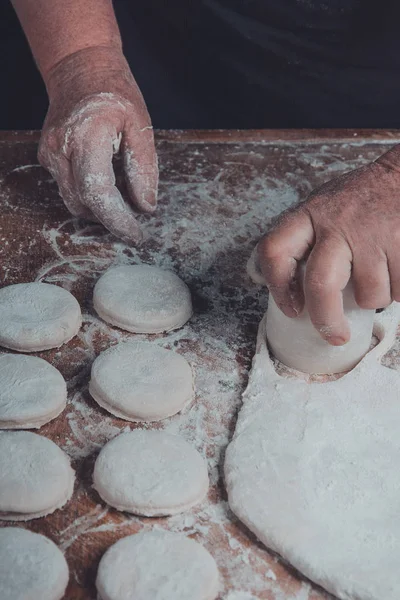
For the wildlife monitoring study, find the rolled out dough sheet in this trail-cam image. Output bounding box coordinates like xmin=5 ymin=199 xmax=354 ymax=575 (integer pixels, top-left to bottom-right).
xmin=225 ymin=303 xmax=400 ymax=600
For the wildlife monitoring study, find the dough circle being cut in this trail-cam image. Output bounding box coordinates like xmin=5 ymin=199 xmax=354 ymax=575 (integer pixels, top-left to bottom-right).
xmin=0 ymin=527 xmax=69 ymax=600
xmin=0 ymin=431 xmax=75 ymax=521
xmin=96 ymin=529 xmax=219 ymax=600
xmin=89 ymin=342 xmax=194 ymax=422
xmin=93 ymin=430 xmax=209 ymax=516
xmin=0 ymin=282 xmax=82 ymax=351
xmin=93 ymin=265 xmax=192 ymax=333
xmin=0 ymin=354 xmax=67 ymax=429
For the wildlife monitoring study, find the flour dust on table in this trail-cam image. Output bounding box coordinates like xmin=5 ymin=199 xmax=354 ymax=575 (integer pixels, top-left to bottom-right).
xmin=0 ymin=431 xmax=75 ymax=520
xmin=225 ymin=303 xmax=400 ymax=600
xmin=93 ymin=265 xmax=193 ymax=333
xmin=93 ymin=430 xmax=209 ymax=516
xmin=96 ymin=529 xmax=219 ymax=600
xmin=89 ymin=342 xmax=193 ymax=421
xmin=0 ymin=282 xmax=81 ymax=351
xmin=0 ymin=527 xmax=69 ymax=600
xmin=0 ymin=354 xmax=67 ymax=429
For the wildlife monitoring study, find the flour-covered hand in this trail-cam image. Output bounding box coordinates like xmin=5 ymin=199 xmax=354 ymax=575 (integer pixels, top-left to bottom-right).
xmin=258 ymin=147 xmax=400 ymax=345
xmin=38 ymin=46 xmax=158 ymax=244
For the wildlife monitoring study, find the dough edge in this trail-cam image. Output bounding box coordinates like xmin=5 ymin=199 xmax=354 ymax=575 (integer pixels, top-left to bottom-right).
xmin=0 ymin=467 xmax=75 ymax=521
xmin=0 ymin=400 xmax=67 ymax=429
xmin=95 ymin=531 xmax=220 ymax=600
xmin=0 ymin=315 xmax=82 ymax=352
xmin=93 ymin=477 xmax=209 ymax=517
xmin=93 ymin=300 xmax=192 ymax=334
xmin=88 ymin=373 xmax=194 ymax=422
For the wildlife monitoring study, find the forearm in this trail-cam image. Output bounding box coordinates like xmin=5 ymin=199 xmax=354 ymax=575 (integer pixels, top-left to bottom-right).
xmin=11 ymin=0 xmax=122 ymax=83
xmin=13 ymin=0 xmax=157 ymax=244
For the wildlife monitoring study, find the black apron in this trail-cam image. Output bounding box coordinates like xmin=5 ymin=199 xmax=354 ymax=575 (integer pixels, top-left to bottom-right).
xmin=1 ymin=0 xmax=400 ymax=129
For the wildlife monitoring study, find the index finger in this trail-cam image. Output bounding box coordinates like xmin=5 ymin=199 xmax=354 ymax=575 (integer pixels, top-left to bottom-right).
xmin=72 ymin=124 xmax=143 ymax=244
xmin=258 ymin=210 xmax=314 ymax=317
xmin=304 ymin=238 xmax=352 ymax=345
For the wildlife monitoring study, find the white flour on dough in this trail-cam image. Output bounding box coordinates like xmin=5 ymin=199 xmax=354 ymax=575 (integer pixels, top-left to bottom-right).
xmin=93 ymin=430 xmax=209 ymax=516
xmin=0 ymin=282 xmax=81 ymax=352
xmin=0 ymin=354 xmax=67 ymax=429
xmin=96 ymin=529 xmax=219 ymax=600
xmin=0 ymin=431 xmax=75 ymax=521
xmin=225 ymin=303 xmax=400 ymax=600
xmin=0 ymin=527 xmax=69 ymax=600
xmin=93 ymin=265 xmax=192 ymax=333
xmin=89 ymin=342 xmax=193 ymax=422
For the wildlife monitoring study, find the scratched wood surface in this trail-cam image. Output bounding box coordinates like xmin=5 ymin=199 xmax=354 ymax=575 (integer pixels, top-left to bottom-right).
xmin=0 ymin=129 xmax=399 ymax=600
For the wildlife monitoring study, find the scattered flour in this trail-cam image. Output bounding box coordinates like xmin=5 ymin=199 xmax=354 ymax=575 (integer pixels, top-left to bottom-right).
xmin=1 ymin=139 xmax=392 ymax=599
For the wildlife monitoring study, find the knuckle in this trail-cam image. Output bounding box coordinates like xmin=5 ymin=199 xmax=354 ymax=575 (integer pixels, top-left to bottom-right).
xmin=306 ymin=188 xmax=325 ymax=203
xmin=37 ymin=146 xmax=48 ymax=169
xmin=38 ymin=129 xmax=61 ymax=165
xmin=43 ymin=129 xmax=60 ymax=153
xmin=306 ymin=186 xmax=333 ymax=207
xmin=258 ymin=235 xmax=285 ymax=262
xmin=306 ymin=273 xmax=336 ymax=294
xmin=38 ymin=139 xmax=50 ymax=167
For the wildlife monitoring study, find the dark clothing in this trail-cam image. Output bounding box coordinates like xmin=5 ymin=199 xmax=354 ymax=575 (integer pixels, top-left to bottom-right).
xmin=1 ymin=0 xmax=400 ymax=129
xmin=0 ymin=3 xmax=48 ymax=129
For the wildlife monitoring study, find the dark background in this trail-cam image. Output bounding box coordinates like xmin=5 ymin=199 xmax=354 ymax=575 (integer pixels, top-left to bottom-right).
xmin=2 ymin=0 xmax=400 ymax=130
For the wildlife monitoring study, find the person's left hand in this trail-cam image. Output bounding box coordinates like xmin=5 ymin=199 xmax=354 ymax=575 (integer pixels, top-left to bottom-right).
xmin=38 ymin=47 xmax=158 ymax=244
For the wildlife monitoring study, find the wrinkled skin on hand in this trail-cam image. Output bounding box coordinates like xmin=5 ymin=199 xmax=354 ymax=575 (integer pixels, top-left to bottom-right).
xmin=258 ymin=147 xmax=400 ymax=345
xmin=38 ymin=46 xmax=158 ymax=244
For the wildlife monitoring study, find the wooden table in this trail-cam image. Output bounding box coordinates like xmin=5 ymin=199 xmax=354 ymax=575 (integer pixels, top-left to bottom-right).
xmin=1 ymin=129 xmax=399 ymax=600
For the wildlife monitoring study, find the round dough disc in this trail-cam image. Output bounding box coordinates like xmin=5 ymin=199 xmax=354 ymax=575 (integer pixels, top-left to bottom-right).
xmin=0 ymin=527 xmax=69 ymax=600
xmin=96 ymin=529 xmax=219 ymax=600
xmin=93 ymin=430 xmax=209 ymax=516
xmin=0 ymin=282 xmax=82 ymax=352
xmin=0 ymin=354 xmax=67 ymax=429
xmin=0 ymin=431 xmax=75 ymax=521
xmin=89 ymin=342 xmax=194 ymax=422
xmin=93 ymin=265 xmax=192 ymax=333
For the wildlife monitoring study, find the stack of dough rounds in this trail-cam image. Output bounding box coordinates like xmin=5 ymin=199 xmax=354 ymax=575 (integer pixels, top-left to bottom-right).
xmin=96 ymin=529 xmax=219 ymax=600
xmin=0 ymin=431 xmax=75 ymax=520
xmin=93 ymin=265 xmax=192 ymax=333
xmin=89 ymin=342 xmax=194 ymax=421
xmin=93 ymin=430 xmax=209 ymax=516
xmin=0 ymin=282 xmax=82 ymax=351
xmin=0 ymin=354 xmax=67 ymax=429
xmin=0 ymin=527 xmax=69 ymax=600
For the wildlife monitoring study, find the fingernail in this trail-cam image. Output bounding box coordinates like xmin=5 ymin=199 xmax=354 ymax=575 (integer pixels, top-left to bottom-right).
xmin=144 ymin=201 xmax=157 ymax=213
xmin=143 ymin=191 xmax=157 ymax=212
xmin=120 ymin=231 xmax=143 ymax=246
xmin=326 ymin=335 xmax=348 ymax=346
xmin=281 ymin=304 xmax=300 ymax=318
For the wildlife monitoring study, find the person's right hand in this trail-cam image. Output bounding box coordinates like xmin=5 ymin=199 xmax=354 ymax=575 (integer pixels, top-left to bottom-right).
xmin=256 ymin=148 xmax=400 ymax=345
xmin=38 ymin=46 xmax=158 ymax=244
